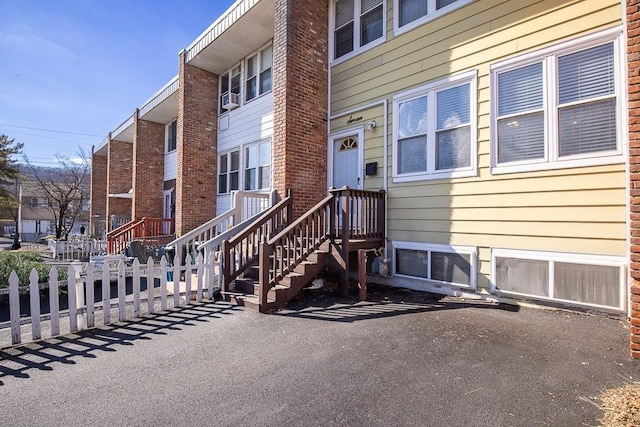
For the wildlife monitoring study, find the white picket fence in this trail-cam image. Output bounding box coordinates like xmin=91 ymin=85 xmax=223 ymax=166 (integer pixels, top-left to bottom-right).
xmin=0 ymin=253 xmax=219 ymax=348
xmin=48 ymin=237 xmax=107 ymax=261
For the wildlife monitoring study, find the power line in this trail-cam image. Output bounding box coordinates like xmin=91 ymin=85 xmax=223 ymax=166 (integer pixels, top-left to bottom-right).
xmin=0 ymin=128 xmax=97 ymax=145
xmin=0 ymin=123 xmax=104 ymax=137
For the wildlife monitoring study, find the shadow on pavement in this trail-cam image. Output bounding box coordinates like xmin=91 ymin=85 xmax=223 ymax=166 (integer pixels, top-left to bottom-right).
xmin=0 ymin=303 xmax=240 ymax=385
xmin=276 ymin=284 xmax=519 ymax=323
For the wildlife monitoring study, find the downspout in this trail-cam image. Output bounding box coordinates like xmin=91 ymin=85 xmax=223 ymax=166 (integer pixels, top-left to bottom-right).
xmin=622 ymin=0 xmax=631 ymax=319
xmin=382 ymin=99 xmax=389 ymax=259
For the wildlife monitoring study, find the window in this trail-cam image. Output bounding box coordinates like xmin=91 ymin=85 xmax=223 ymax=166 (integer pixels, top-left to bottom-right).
xmin=393 ymin=71 xmax=476 ymax=182
xmin=30 ymin=198 xmax=39 ymax=208
xmin=491 ymin=30 xmax=623 ymax=173
xmin=492 ymin=249 xmax=626 ymax=311
xmin=218 ymin=150 xmax=240 ymax=194
xmin=332 ymin=0 xmax=385 ymax=61
xmin=395 ymin=0 xmax=472 ymax=33
xmin=220 ymin=65 xmax=241 ymax=114
xmin=393 ymin=241 xmax=476 ymax=289
xmin=245 ymin=44 xmax=273 ymax=102
xmin=244 ymin=140 xmax=271 ymax=191
xmin=166 ymin=120 xmax=177 ymax=153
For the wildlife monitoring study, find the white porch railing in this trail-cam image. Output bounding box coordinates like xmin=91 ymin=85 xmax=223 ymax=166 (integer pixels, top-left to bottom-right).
xmin=166 ymin=190 xmax=272 ymax=268
xmin=48 ymin=238 xmax=107 ymax=261
xmin=0 ymin=253 xmax=216 ymax=348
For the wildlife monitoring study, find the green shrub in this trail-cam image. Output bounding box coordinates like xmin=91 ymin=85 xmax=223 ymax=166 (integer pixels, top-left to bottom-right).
xmin=0 ymin=251 xmax=68 ymax=289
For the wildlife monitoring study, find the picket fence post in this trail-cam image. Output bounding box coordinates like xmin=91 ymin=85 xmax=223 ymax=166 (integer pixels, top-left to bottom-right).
xmin=86 ymin=263 xmax=95 ymax=328
xmin=49 ymin=267 xmax=60 ymax=336
xmin=29 ymin=269 xmax=41 ymax=341
xmin=147 ymin=257 xmax=156 ymax=314
xmin=9 ymin=271 xmax=21 ymax=345
xmin=118 ymin=260 xmax=126 ymax=322
xmin=172 ymin=253 xmax=180 ymax=308
xmin=196 ymin=252 xmax=204 ymax=303
xmin=102 ymin=262 xmax=111 ymax=325
xmin=160 ymin=256 xmax=168 ymax=311
xmin=133 ymin=258 xmax=141 ymax=318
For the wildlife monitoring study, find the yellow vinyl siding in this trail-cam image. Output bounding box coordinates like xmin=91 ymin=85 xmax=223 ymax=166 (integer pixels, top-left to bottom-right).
xmin=331 ymin=0 xmax=620 ymax=110
xmin=329 ymin=0 xmax=625 ymax=293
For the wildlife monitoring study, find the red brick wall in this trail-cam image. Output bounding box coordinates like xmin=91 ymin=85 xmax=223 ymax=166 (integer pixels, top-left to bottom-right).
xmin=273 ymin=0 xmax=329 ymax=218
xmin=90 ymin=152 xmax=107 ymax=236
xmin=175 ymin=53 xmax=218 ymax=236
xmin=133 ymin=116 xmax=165 ymax=219
xmin=629 ymin=0 xmax=640 ymax=359
xmin=106 ymin=139 xmax=133 ymax=221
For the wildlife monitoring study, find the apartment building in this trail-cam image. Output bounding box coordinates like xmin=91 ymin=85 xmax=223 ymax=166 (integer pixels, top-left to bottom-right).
xmin=89 ymin=0 xmax=640 ymax=358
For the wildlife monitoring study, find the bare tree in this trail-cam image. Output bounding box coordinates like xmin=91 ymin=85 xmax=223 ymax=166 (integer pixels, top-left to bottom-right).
xmin=23 ymin=148 xmax=90 ymax=240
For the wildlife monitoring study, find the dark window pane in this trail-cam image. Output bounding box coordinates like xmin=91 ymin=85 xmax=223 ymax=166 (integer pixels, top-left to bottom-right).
xmin=431 ymin=252 xmax=470 ymax=285
xmin=559 ymin=99 xmax=616 ymax=157
xmin=335 ymin=22 xmax=354 ymax=58
xmin=400 ymin=0 xmax=427 ymax=26
xmin=361 ymin=6 xmax=383 ymax=46
xmin=396 ymin=249 xmax=428 ymax=278
xmin=497 ymin=112 xmax=545 ymax=163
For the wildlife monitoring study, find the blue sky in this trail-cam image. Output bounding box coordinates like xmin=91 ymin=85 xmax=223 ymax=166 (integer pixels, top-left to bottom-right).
xmin=0 ymin=0 xmax=236 ymax=166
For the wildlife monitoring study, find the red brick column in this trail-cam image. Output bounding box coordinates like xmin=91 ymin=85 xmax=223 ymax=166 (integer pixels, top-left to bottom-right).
xmin=89 ymin=152 xmax=107 ymax=237
xmin=106 ymin=139 xmax=133 ymax=227
xmin=175 ymin=52 xmax=218 ymax=236
xmin=133 ymin=114 xmax=165 ymax=219
xmin=628 ymin=0 xmax=640 ymax=359
xmin=272 ymin=0 xmax=329 ymax=218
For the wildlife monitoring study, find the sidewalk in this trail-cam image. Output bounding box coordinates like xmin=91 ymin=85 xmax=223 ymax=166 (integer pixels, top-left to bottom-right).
xmin=0 ymin=284 xmax=636 ymax=426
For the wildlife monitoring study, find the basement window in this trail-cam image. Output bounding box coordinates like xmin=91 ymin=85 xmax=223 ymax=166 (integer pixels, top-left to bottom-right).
xmin=492 ymin=248 xmax=626 ymax=311
xmin=393 ymin=241 xmax=476 ymax=289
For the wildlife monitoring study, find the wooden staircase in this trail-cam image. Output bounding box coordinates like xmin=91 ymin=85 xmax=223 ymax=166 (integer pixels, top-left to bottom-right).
xmin=228 ymin=242 xmax=330 ymax=311
xmin=221 ymin=187 xmax=386 ymax=312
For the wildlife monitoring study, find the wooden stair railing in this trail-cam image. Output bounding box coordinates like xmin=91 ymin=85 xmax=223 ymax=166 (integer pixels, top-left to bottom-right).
xmin=256 ymin=187 xmax=386 ymax=311
xmin=221 ymin=192 xmax=292 ymax=292
xmin=106 ymin=217 xmax=174 ymax=254
xmin=166 ymin=190 xmax=272 ymax=268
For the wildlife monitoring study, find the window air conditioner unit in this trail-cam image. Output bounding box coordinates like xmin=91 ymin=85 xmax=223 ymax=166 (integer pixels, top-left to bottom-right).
xmin=222 ymin=92 xmax=240 ymax=110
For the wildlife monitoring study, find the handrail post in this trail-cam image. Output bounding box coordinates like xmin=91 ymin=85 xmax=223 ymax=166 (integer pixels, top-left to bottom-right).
xmin=259 ymin=241 xmax=269 ymax=308
xmin=377 ymin=190 xmax=385 ymax=238
xmin=340 ymin=188 xmax=350 ymax=297
xmin=221 ymin=240 xmax=231 ymax=293
xmin=329 ymin=191 xmax=336 ymax=239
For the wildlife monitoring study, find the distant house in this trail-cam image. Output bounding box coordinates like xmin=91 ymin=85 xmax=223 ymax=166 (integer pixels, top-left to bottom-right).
xmin=89 ymin=0 xmax=640 ymax=358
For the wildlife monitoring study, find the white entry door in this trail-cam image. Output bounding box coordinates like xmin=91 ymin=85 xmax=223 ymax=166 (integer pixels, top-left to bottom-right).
xmin=330 ymin=129 xmax=363 ymax=189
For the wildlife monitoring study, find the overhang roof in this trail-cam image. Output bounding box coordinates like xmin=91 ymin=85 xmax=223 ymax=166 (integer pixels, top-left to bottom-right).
xmin=97 ymin=0 xmax=274 ymax=155
xmin=186 ymin=0 xmax=275 ymax=74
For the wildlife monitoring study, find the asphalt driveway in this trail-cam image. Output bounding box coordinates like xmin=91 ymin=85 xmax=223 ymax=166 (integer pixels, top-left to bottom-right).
xmin=0 ymin=285 xmax=636 ymax=426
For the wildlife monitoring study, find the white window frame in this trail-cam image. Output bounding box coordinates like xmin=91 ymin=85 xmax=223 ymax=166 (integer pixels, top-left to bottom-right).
xmin=165 ymin=119 xmax=177 ymax=153
xmin=392 ymin=70 xmax=477 ymax=183
xmin=392 ymin=241 xmax=477 ymax=290
xmin=218 ymin=149 xmax=240 ymax=194
xmin=245 ymin=43 xmax=273 ymax=103
xmin=243 ymin=139 xmax=272 ymax=192
xmin=329 ymin=0 xmax=387 ymax=65
xmin=219 ymin=63 xmax=242 ymax=115
xmin=490 ymin=27 xmax=626 ymax=175
xmin=491 ymin=248 xmax=627 ymax=312
xmin=393 ymin=0 xmax=474 ymax=36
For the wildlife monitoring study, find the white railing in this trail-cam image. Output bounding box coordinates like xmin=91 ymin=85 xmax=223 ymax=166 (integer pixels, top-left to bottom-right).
xmin=0 ymin=254 xmax=217 ymax=348
xmin=166 ymin=190 xmax=272 ymax=269
xmin=48 ymin=238 xmax=107 ymax=261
